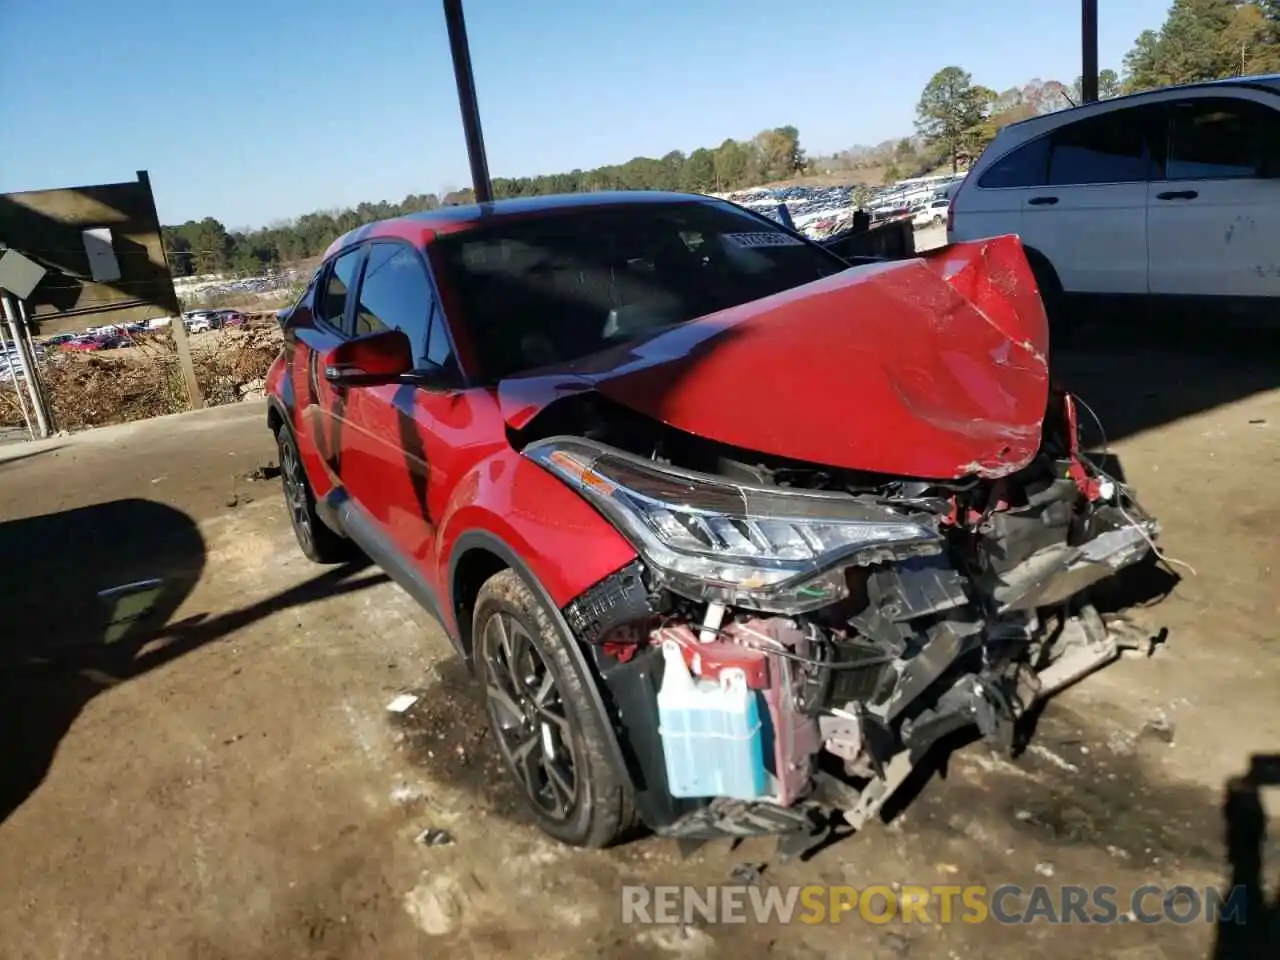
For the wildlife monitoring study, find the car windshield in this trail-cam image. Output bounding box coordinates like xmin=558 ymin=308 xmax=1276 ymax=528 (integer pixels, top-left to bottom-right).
xmin=430 ymin=200 xmax=848 ymax=382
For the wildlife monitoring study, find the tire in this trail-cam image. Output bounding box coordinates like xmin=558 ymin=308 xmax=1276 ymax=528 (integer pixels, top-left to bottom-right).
xmin=1025 ymin=250 xmax=1071 ymax=349
xmin=275 ymin=425 xmax=352 ymax=563
xmin=932 ymin=214 xmax=944 ymax=226
xmin=473 ymin=568 xmax=636 ymax=847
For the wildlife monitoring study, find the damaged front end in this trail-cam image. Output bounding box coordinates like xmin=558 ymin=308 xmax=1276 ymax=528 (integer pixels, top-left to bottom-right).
xmin=524 ymin=390 xmax=1161 ymax=856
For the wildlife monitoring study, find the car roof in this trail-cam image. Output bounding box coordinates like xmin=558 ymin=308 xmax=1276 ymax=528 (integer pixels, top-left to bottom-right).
xmin=323 ymin=190 xmax=722 ymax=260
xmin=996 ymin=74 xmax=1280 ymax=143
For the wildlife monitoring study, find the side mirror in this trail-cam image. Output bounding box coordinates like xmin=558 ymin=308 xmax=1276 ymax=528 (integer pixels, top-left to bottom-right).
xmin=323 ymin=329 xmax=414 ymax=386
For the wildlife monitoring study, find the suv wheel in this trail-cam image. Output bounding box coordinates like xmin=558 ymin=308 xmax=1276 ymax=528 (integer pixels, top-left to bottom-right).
xmin=276 ymin=426 xmax=351 ymax=563
xmin=932 ymin=214 xmax=944 ymax=226
xmin=1024 ymin=250 xmax=1071 ymax=348
xmin=474 ymin=569 xmax=636 ymax=847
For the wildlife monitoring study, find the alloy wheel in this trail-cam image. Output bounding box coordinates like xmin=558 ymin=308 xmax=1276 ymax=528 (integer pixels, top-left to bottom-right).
xmin=279 ymin=435 xmax=313 ymax=551
xmin=482 ymin=611 xmax=580 ymax=821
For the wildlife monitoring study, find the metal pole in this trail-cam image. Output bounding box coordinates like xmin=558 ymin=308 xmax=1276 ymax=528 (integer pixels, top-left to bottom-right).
xmin=442 ymin=0 xmax=493 ymax=203
xmin=16 ymin=298 xmax=55 ymax=434
xmin=2 ymin=331 xmax=34 ymax=440
xmin=1081 ymin=0 xmax=1099 ymax=103
xmin=2 ymin=291 xmax=50 ymax=438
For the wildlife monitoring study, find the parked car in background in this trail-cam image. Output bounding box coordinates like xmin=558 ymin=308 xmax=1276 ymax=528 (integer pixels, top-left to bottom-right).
xmin=146 ymin=316 xmax=173 ymax=329
xmin=63 ymin=335 xmax=110 ymax=352
xmin=42 ymin=333 xmax=77 ymax=347
xmin=184 ymin=310 xmax=221 ymax=333
xmin=265 ymin=191 xmax=1160 ymax=852
xmin=948 ymin=74 xmax=1280 ymax=326
xmin=216 ymin=309 xmax=246 ymax=327
xmin=2 ymin=340 xmax=46 ymax=368
xmin=912 ymin=198 xmax=950 ymax=228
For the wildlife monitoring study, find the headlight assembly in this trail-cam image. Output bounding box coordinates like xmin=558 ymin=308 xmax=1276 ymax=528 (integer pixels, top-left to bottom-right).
xmin=524 ymin=436 xmax=941 ymax=614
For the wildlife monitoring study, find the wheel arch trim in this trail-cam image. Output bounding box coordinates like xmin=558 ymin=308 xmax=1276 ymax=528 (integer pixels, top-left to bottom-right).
xmin=447 ymin=529 xmax=637 ymax=800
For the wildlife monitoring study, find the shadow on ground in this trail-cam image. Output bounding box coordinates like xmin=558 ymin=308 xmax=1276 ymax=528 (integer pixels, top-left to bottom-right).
xmin=1214 ymin=753 xmax=1280 ymax=960
xmin=1050 ymin=335 xmax=1279 ymax=448
xmin=0 ymin=497 xmax=388 ymax=823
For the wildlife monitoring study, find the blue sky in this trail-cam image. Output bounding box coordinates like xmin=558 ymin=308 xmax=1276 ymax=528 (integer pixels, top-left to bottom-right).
xmin=0 ymin=0 xmax=1171 ymax=228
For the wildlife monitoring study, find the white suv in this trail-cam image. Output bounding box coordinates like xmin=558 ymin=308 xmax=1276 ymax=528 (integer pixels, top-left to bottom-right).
xmin=913 ymin=198 xmax=950 ymax=228
xmin=183 ymin=310 xmax=220 ymax=333
xmin=948 ymin=75 xmax=1280 ymax=321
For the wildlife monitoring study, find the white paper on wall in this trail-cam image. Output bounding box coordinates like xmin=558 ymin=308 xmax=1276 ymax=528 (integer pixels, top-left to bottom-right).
xmin=83 ymin=227 xmax=122 ymax=283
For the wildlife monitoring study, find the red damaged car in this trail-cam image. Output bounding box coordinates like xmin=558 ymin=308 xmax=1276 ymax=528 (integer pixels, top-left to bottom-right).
xmin=266 ymin=192 xmax=1159 ymax=853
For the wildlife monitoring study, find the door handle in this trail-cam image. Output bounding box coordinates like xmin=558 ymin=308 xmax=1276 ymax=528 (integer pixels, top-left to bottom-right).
xmin=1156 ymin=190 xmax=1198 ymax=200
xmin=1027 ymin=196 xmax=1059 ymax=206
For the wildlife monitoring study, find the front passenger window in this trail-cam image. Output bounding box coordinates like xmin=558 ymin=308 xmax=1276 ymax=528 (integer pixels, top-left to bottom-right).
xmin=320 ymin=249 xmax=362 ymax=330
xmin=353 ymin=243 xmax=435 ymax=365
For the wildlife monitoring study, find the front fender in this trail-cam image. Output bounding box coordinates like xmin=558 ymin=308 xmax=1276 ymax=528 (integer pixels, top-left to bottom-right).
xmin=436 ymin=450 xmax=637 ymax=629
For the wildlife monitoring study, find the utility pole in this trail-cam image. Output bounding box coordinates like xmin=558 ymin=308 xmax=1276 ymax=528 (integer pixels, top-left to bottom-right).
xmin=443 ymin=0 xmax=493 ymax=203
xmin=1081 ymin=0 xmax=1099 ymax=103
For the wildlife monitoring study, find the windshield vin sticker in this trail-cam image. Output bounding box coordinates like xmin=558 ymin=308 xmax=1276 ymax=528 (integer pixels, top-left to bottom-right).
xmin=723 ymin=232 xmax=806 ymax=249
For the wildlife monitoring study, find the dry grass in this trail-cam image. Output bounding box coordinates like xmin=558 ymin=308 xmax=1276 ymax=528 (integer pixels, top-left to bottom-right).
xmin=0 ymin=325 xmax=282 ymax=433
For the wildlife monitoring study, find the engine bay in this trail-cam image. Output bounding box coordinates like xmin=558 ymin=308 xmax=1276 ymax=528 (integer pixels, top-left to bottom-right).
xmin=520 ymin=387 xmax=1162 ymax=857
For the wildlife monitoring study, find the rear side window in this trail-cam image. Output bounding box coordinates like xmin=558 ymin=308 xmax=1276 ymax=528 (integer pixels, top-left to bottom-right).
xmin=978 ymin=138 xmax=1049 ymax=189
xmin=1166 ymin=97 xmax=1280 ymax=180
xmin=319 ymin=248 xmax=362 ymax=331
xmin=353 ymin=242 xmax=458 ymax=375
xmin=1047 ymin=107 xmax=1161 ymax=185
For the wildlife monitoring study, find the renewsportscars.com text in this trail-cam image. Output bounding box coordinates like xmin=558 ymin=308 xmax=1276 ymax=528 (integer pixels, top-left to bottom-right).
xmin=620 ymin=883 xmax=1250 ymax=926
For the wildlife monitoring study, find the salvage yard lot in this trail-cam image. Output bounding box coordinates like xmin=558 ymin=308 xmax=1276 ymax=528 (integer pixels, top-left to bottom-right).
xmin=1 ymin=344 xmax=1278 ymax=959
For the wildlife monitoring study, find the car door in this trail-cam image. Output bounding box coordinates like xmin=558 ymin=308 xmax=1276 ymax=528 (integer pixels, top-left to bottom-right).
xmin=1021 ymin=103 xmax=1163 ymax=295
xmin=1146 ymin=93 xmax=1280 ymax=300
xmin=287 ymin=246 xmax=363 ymax=492
xmin=335 ymin=240 xmax=465 ymax=585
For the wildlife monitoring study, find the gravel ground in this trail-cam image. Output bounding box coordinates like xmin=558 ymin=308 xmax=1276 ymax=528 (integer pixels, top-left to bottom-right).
xmin=1 ymin=343 xmax=1278 ymax=959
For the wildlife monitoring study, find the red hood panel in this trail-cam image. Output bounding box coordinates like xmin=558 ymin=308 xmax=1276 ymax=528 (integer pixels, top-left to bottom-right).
xmin=499 ymin=235 xmax=1050 ymax=480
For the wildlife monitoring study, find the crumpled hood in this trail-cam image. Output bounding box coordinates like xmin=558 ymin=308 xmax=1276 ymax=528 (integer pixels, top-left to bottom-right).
xmin=498 ymin=235 xmax=1050 ymax=480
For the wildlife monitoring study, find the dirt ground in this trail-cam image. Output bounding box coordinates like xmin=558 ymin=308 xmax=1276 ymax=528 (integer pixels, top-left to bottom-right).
xmin=1 ymin=344 xmax=1278 ymax=959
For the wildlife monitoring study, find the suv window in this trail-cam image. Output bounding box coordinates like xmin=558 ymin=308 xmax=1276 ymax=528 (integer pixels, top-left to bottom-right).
xmin=353 ymin=242 xmax=447 ymax=368
xmin=430 ymin=201 xmax=847 ymax=381
xmin=1048 ymin=107 xmax=1161 ymax=185
xmin=1166 ymin=97 xmax=1280 ymax=180
xmin=978 ymin=137 xmax=1049 ymax=189
xmin=320 ymin=248 xmax=362 ymax=330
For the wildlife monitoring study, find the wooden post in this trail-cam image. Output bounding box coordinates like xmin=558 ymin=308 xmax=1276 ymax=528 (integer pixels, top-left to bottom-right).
xmin=137 ymin=170 xmax=203 ymax=409
xmin=169 ymin=308 xmax=203 ymax=410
